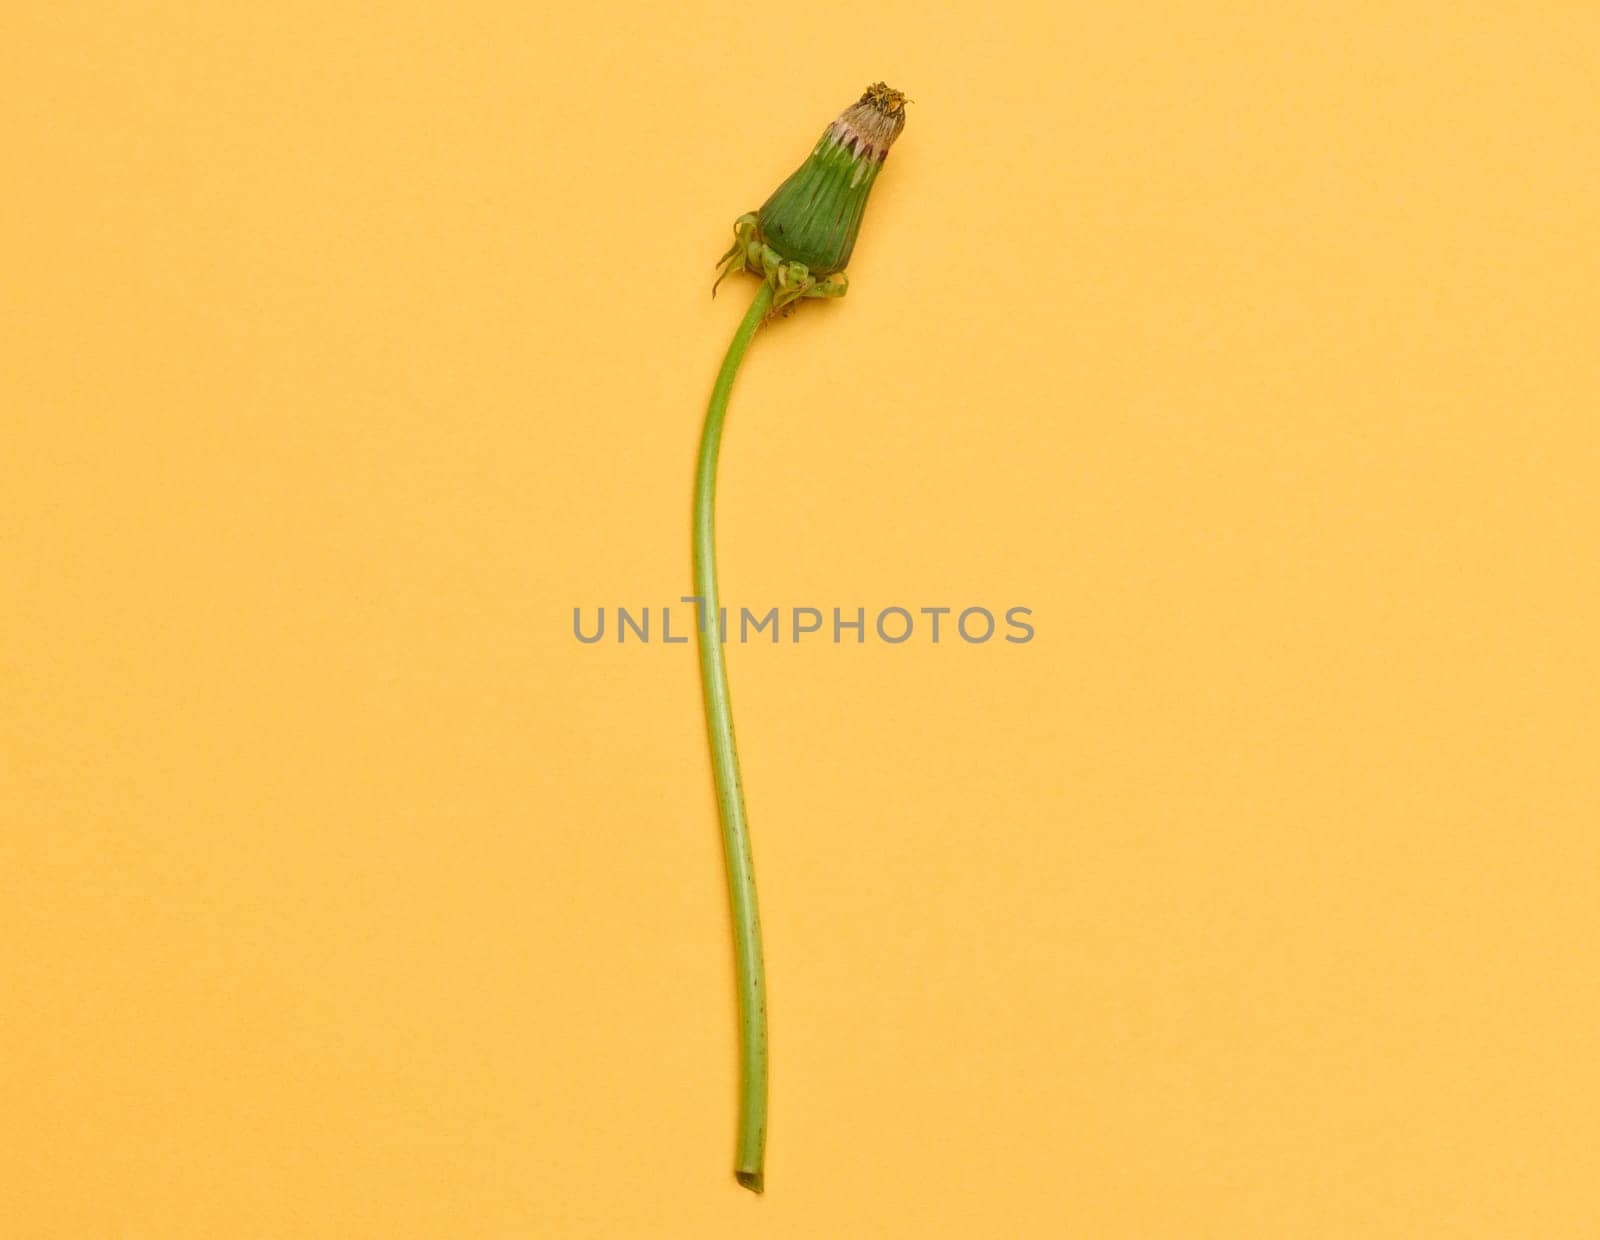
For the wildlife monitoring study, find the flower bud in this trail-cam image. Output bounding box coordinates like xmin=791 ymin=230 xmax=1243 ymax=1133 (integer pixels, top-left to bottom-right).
xmin=756 ymin=83 xmax=907 ymax=276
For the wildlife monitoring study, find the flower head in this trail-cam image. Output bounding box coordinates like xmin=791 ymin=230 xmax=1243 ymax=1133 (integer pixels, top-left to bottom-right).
xmin=759 ymin=83 xmax=907 ymax=276
xmin=717 ymin=83 xmax=909 ymax=308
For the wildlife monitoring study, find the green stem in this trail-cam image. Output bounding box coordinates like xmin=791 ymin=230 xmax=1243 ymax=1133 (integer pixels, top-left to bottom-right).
xmin=694 ymin=278 xmax=775 ymax=1194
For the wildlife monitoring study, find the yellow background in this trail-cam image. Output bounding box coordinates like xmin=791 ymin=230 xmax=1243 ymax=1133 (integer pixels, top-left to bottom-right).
xmin=4 ymin=2 xmax=1598 ymax=1235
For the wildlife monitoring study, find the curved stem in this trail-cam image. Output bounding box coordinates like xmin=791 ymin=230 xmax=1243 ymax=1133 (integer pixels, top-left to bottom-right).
xmin=694 ymin=278 xmax=775 ymax=1194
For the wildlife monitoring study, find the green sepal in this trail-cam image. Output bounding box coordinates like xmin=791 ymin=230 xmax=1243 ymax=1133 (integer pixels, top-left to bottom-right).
xmin=713 ymin=214 xmax=851 ymax=313
xmin=757 ymin=135 xmax=882 ymax=276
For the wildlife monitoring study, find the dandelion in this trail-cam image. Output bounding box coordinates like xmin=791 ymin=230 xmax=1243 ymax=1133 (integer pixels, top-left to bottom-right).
xmin=693 ymin=82 xmax=909 ymax=1194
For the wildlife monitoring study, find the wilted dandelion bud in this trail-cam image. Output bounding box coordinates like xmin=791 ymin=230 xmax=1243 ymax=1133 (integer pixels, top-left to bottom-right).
xmin=717 ymin=82 xmax=908 ymax=309
xmin=694 ymin=79 xmax=912 ymax=1194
